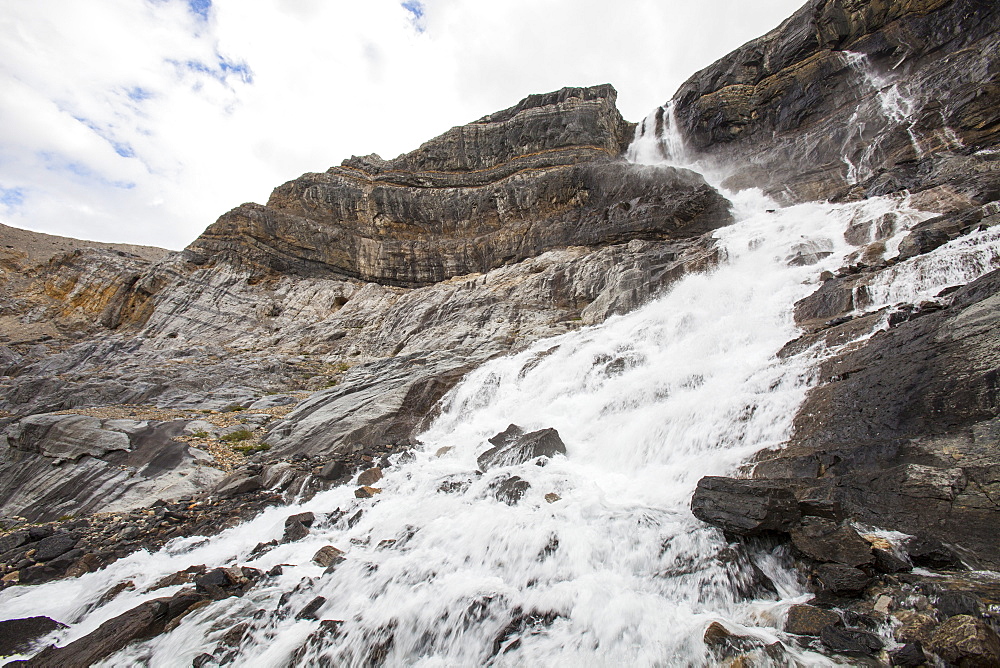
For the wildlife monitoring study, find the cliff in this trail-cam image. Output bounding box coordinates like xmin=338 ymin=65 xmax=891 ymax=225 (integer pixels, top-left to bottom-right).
xmin=189 ymin=84 xmax=730 ymax=286
xmin=665 ymin=0 xmax=1000 ymax=204
xmin=0 ymin=2 xmax=998 ymax=664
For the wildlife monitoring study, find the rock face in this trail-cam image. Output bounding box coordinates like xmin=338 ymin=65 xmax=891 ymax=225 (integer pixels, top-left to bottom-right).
xmin=0 ymin=85 xmax=727 ymax=520
xmin=189 ymin=85 xmax=731 ymax=286
xmin=751 ymin=268 xmax=1000 ymax=568
xmin=661 ymin=0 xmax=1000 ymax=204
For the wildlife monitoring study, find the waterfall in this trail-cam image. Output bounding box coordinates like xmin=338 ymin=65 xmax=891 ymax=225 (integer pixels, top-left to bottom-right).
xmin=3 ymin=115 xmax=999 ymax=668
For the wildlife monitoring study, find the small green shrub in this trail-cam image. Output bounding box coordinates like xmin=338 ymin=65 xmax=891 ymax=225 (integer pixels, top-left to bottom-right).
xmin=221 ymin=429 xmax=253 ymax=443
xmin=234 ymin=443 xmax=271 ymax=454
xmin=191 ymin=430 xmax=210 ymax=438
xmin=224 ymin=405 xmax=245 ymax=412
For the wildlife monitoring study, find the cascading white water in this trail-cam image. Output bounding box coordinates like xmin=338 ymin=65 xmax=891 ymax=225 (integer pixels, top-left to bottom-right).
xmin=3 ymin=111 xmax=999 ymax=668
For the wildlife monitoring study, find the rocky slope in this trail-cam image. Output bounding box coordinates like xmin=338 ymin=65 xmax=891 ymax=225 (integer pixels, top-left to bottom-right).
xmin=0 ymin=85 xmax=728 ymax=524
xmin=0 ymin=1 xmax=998 ymax=664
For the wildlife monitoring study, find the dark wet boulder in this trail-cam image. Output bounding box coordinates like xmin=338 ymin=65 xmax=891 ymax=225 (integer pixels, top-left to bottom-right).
xmin=815 ymin=563 xmax=871 ymax=596
xmin=784 ymin=604 xmax=839 ymax=636
xmin=494 ymin=476 xmax=531 ymax=505
xmin=889 ymin=642 xmax=926 ymax=667
xmin=22 ymin=597 xmax=180 ymax=667
xmin=820 ymin=625 xmax=883 ymax=657
xmin=296 ymin=596 xmax=327 ymax=621
xmin=927 ymin=615 xmax=1000 ymax=667
xmin=789 ymin=517 xmax=873 ymax=567
xmin=478 ymin=426 xmax=566 ymax=471
xmin=906 ymin=537 xmax=962 ymax=570
xmin=935 ymin=590 xmax=981 ymax=619
xmin=872 ymin=548 xmax=911 ymax=574
xmin=0 ymin=617 xmax=67 ymax=657
xmin=32 ymin=533 xmax=77 ymax=562
xmin=690 ymin=477 xmax=801 ymax=536
xmin=703 ymin=621 xmax=765 ymax=659
xmin=312 ymin=546 xmax=345 ymax=569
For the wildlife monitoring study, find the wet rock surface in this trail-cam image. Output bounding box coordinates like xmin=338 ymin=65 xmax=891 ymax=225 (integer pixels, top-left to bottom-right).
xmin=667 ymin=0 xmax=1000 ymax=206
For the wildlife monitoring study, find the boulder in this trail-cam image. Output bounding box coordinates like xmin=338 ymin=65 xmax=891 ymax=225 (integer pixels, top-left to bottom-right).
xmin=494 ymin=476 xmax=531 ymax=505
xmin=927 ymin=615 xmax=1000 ymax=667
xmin=788 ymin=518 xmax=873 ymax=567
xmin=889 ymin=642 xmax=926 ymax=667
xmin=32 ymin=533 xmax=77 ymax=562
xmin=820 ymin=625 xmax=883 ymax=657
xmin=703 ymin=621 xmax=765 ymax=658
xmin=784 ymin=604 xmax=839 ymax=636
xmin=357 ymin=467 xmax=383 ymax=486
xmin=478 ymin=426 xmax=567 ymax=471
xmin=0 ymin=617 xmax=67 ymax=658
xmin=815 ymin=564 xmax=871 ymax=596
xmin=312 ymin=546 xmax=345 ymax=569
xmin=690 ymin=477 xmax=800 ymax=536
xmin=20 ymin=594 xmax=199 ymax=667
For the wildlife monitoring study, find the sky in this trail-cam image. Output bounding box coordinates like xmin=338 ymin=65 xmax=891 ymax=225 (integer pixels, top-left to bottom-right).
xmin=0 ymin=0 xmax=805 ymax=250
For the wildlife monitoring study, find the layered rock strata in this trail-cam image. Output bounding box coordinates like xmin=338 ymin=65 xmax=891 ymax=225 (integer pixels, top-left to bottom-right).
xmin=660 ymin=0 xmax=1000 ymax=204
xmin=189 ymin=85 xmax=731 ymax=286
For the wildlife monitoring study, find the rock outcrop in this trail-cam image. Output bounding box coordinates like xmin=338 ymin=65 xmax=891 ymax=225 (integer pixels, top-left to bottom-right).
xmin=660 ymin=0 xmax=1000 ymax=204
xmin=189 ymin=85 xmax=731 ymax=286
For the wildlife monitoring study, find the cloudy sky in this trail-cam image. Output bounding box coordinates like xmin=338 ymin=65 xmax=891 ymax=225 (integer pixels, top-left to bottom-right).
xmin=0 ymin=0 xmax=804 ymax=249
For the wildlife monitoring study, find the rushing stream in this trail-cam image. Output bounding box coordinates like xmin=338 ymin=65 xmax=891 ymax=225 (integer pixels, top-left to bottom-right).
xmin=3 ymin=107 xmax=1000 ymax=667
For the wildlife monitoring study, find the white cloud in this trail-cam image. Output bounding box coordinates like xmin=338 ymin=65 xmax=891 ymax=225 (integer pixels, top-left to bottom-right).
xmin=0 ymin=0 xmax=804 ymax=249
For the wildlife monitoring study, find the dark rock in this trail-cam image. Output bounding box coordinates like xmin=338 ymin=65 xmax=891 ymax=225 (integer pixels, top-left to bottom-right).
xmin=756 ymin=269 xmax=1000 ymax=569
xmin=690 ymin=477 xmax=800 ymax=536
xmin=703 ymin=621 xmax=765 ymax=658
xmin=31 ymin=533 xmax=77 ymax=562
xmin=890 ymin=642 xmax=926 ymax=667
xmin=194 ymin=568 xmax=230 ymax=594
xmin=285 ymin=512 xmax=315 ymax=528
xmin=312 ymin=545 xmax=345 ymax=568
xmin=784 ymin=604 xmax=840 ymax=636
xmin=23 ymin=598 xmax=172 ymax=667
xmin=927 ymin=615 xmax=1000 ymax=667
xmin=296 ymin=596 xmax=327 ymax=620
xmin=491 ymin=608 xmax=560 ymax=657
xmin=192 ymin=652 xmax=215 ymax=667
xmin=282 ymin=520 xmax=309 ymax=543
xmin=220 ymin=622 xmax=250 ymax=648
xmin=936 ymin=590 xmax=981 ymax=618
xmin=815 ymin=563 xmax=871 ymax=596
xmin=494 ymin=476 xmax=531 ymax=505
xmin=873 ymin=548 xmax=911 ymax=574
xmin=318 ymin=460 xmax=348 ymax=481
xmin=354 ymin=486 xmax=381 ymax=499
xmin=907 ymin=538 xmax=962 ymax=570
xmin=789 ymin=517 xmax=873 ymax=567
xmin=797 ymin=498 xmax=844 ymax=522
xmin=0 ymin=531 xmax=30 ymax=555
xmin=213 ymin=474 xmax=263 ymax=498
xmin=478 ymin=427 xmax=567 ymax=471
xmin=151 ymin=565 xmax=205 ymax=591
xmin=820 ymin=625 xmax=883 ymax=657
xmin=248 ymin=541 xmax=278 ymax=559
xmin=0 ymin=617 xmax=67 ymax=657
